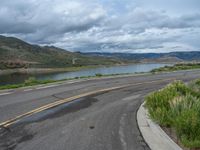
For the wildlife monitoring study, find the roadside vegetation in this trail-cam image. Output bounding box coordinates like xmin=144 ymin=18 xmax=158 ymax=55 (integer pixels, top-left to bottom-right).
xmin=0 ymin=73 xmax=131 ymax=90
xmin=151 ymin=63 xmax=200 ymax=73
xmin=0 ymin=77 xmax=57 ymax=90
xmin=145 ymin=79 xmax=200 ymax=148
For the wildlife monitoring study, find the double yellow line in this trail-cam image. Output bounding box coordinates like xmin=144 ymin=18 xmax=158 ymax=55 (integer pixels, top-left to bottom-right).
xmin=0 ymin=78 xmax=175 ymax=128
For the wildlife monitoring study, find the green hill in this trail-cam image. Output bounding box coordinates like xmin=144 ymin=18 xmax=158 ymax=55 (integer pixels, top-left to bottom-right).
xmin=0 ymin=35 xmax=123 ymax=69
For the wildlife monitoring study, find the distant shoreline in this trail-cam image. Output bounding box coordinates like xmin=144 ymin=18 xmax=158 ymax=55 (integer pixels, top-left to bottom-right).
xmin=0 ymin=66 xmax=100 ymax=76
xmin=0 ymin=62 xmax=172 ymax=76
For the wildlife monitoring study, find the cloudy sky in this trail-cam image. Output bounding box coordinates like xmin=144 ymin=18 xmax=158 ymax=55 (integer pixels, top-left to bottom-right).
xmin=0 ymin=0 xmax=200 ymax=53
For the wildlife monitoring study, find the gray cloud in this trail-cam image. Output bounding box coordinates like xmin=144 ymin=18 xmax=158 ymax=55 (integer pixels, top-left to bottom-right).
xmin=0 ymin=0 xmax=106 ymax=43
xmin=0 ymin=0 xmax=200 ymax=53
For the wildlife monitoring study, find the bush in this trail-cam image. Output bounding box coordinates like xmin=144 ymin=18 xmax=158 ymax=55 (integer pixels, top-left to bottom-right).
xmin=145 ymin=79 xmax=200 ymax=148
xmin=145 ymin=81 xmax=189 ymax=126
xmin=174 ymin=107 xmax=200 ymax=148
xmin=195 ymin=79 xmax=200 ymax=86
xmin=24 ymin=77 xmax=39 ymax=86
xmin=95 ymin=73 xmax=103 ymax=77
xmin=188 ymin=80 xmax=200 ymax=98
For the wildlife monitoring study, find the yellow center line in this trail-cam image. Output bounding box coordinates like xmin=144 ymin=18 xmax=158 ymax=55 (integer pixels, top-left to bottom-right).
xmin=0 ymin=78 xmax=175 ymax=128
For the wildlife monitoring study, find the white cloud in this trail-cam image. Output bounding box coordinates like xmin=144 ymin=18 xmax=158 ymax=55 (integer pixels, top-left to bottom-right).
xmin=0 ymin=0 xmax=200 ymax=53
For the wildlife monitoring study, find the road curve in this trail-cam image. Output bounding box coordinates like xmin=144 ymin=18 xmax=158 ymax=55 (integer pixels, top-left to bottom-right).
xmin=0 ymin=70 xmax=200 ymax=150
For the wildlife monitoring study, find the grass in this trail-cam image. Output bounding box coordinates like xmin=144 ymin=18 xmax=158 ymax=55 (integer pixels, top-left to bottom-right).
xmin=0 ymin=73 xmax=132 ymax=90
xmin=0 ymin=77 xmax=57 ymax=90
xmin=145 ymin=79 xmax=200 ymax=148
xmin=151 ymin=63 xmax=200 ymax=73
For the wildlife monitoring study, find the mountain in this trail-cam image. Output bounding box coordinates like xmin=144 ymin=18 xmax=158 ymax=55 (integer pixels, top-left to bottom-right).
xmin=82 ymin=52 xmax=200 ymax=62
xmin=0 ymin=35 xmax=123 ymax=69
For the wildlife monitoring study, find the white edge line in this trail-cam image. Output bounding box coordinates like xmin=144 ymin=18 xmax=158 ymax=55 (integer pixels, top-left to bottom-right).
xmin=0 ymin=92 xmax=13 ymax=96
xmin=35 ymin=84 xmax=59 ymax=90
xmin=23 ymin=89 xmax=33 ymax=92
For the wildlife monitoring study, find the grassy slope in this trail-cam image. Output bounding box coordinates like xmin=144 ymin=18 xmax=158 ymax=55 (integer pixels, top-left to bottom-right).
xmin=0 ymin=35 xmax=123 ymax=69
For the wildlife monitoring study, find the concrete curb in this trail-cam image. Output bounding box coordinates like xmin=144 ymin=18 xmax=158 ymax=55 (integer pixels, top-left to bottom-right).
xmin=137 ymin=102 xmax=182 ymax=150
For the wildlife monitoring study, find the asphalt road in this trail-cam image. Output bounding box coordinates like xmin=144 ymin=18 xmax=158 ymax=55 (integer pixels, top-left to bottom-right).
xmin=0 ymin=70 xmax=200 ymax=150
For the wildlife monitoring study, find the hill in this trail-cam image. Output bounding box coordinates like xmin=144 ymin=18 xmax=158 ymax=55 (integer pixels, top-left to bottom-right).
xmin=0 ymin=35 xmax=124 ymax=69
xmin=1 ymin=35 xmax=199 ymax=70
xmin=82 ymin=51 xmax=200 ymax=63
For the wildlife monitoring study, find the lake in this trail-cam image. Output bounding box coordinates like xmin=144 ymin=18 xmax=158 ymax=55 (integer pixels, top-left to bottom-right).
xmin=0 ymin=63 xmax=170 ymax=86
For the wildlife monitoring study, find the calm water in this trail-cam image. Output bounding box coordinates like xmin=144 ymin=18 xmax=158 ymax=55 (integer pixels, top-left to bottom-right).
xmin=0 ymin=63 xmax=170 ymax=86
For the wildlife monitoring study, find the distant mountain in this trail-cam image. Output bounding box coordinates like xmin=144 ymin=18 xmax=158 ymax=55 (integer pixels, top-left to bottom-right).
xmin=0 ymin=35 xmax=123 ymax=69
xmin=82 ymin=52 xmax=200 ymax=62
xmin=1 ymin=35 xmax=199 ymax=70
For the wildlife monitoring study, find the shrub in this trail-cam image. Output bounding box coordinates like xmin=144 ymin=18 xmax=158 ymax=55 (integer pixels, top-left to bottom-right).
xmin=145 ymin=79 xmax=200 ymax=148
xmin=174 ymin=108 xmax=200 ymax=148
xmin=195 ymin=79 xmax=200 ymax=86
xmin=145 ymin=81 xmax=189 ymax=126
xmin=188 ymin=80 xmax=200 ymax=98
xmin=95 ymin=73 xmax=103 ymax=77
xmin=24 ymin=77 xmax=39 ymax=86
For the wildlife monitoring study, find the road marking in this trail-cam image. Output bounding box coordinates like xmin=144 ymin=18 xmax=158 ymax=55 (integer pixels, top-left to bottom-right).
xmin=119 ymin=113 xmax=127 ymax=150
xmin=0 ymin=92 xmax=13 ymax=96
xmin=1 ymin=86 xmax=123 ymax=127
xmin=35 ymin=84 xmax=59 ymax=90
xmin=122 ymin=94 xmax=141 ymax=101
xmin=23 ymin=89 xmax=33 ymax=92
xmin=0 ymin=78 xmax=175 ymax=128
